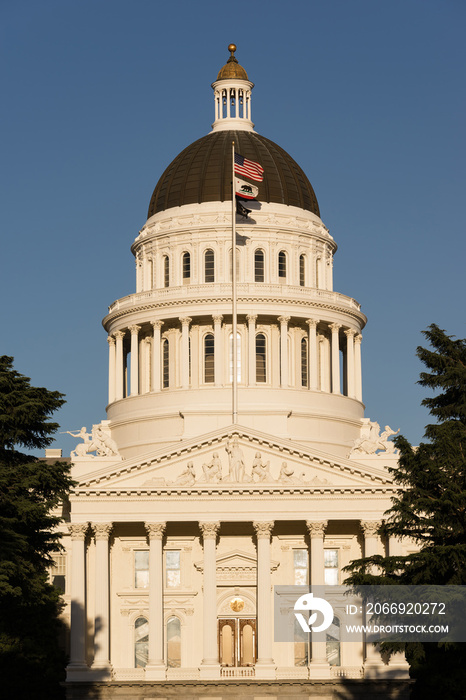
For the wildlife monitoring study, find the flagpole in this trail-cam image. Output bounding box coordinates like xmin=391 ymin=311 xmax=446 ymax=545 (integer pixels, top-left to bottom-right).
xmin=232 ymin=141 xmax=238 ymax=425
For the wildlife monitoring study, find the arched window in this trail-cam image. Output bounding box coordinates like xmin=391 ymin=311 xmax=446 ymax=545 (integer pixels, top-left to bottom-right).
xmin=256 ymin=333 xmax=266 ymax=383
xmin=326 ymin=617 xmax=341 ymax=666
xmin=229 ymin=332 xmax=241 ymax=383
xmin=278 ymin=250 xmax=287 ymax=280
xmin=162 ymin=338 xmax=169 ymax=388
xmin=254 ymin=249 xmax=264 ymax=282
xmin=167 ymin=616 xmax=181 ymax=668
xmin=204 ymin=249 xmax=215 ymax=283
xmin=134 ymin=617 xmax=149 ymax=668
xmin=163 ymin=255 xmax=170 ymax=288
xmin=182 ymin=252 xmax=190 ymax=284
xmin=301 ymin=337 xmax=308 ymax=388
xmin=204 ymin=334 xmax=215 ymax=383
xmin=299 ymin=254 xmax=305 ymax=287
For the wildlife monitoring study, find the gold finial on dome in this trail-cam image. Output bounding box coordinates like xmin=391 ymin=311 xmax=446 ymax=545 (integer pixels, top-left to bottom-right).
xmin=216 ymin=43 xmax=249 ymax=81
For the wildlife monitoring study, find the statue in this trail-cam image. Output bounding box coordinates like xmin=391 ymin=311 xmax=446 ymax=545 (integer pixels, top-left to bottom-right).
xmin=68 ymin=427 xmax=94 ymax=457
xmin=173 ymin=462 xmax=196 ymax=487
xmin=251 ymin=452 xmax=272 ymax=482
xmin=225 ymin=436 xmax=246 ymax=482
xmin=350 ymin=419 xmax=400 ymax=456
xmin=67 ymin=424 xmax=120 ymax=458
xmin=278 ymin=461 xmax=305 ymax=484
xmin=202 ymin=452 xmax=223 ymax=482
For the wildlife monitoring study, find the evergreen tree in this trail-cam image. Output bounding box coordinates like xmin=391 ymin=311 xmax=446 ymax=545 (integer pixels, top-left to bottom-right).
xmin=344 ymin=325 xmax=466 ymax=698
xmin=0 ymin=356 xmax=73 ymax=699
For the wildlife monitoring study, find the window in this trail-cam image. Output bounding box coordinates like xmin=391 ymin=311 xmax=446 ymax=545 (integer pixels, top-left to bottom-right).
xmin=163 ymin=255 xmax=169 ymax=288
xmin=294 ymin=618 xmax=309 ymax=666
xmin=166 ymin=550 xmax=181 ymax=587
xmin=162 ymin=338 xmax=169 ymax=388
xmin=204 ymin=334 xmax=215 ymax=383
xmin=299 ymin=254 xmax=305 ymax=287
xmin=135 ymin=550 xmax=149 ymax=589
xmin=326 ymin=617 xmax=341 ymax=666
xmin=301 ymin=337 xmax=308 ymax=388
xmin=51 ymin=553 xmax=66 ymax=593
xmin=167 ymin=616 xmax=181 ymax=667
xmin=255 ymin=333 xmax=266 ymax=383
xmin=204 ymin=249 xmax=215 ymax=283
xmin=315 ymin=258 xmax=320 ymax=288
xmin=293 ymin=549 xmax=308 ymax=585
xmin=229 ymin=332 xmax=241 ymax=383
xmin=324 ymin=549 xmax=339 ymax=585
xmin=182 ymin=252 xmax=190 ymax=284
xmin=278 ymin=250 xmax=286 ymax=279
xmin=135 ymin=617 xmax=149 ymax=668
xmin=254 ymin=249 xmax=264 ymax=282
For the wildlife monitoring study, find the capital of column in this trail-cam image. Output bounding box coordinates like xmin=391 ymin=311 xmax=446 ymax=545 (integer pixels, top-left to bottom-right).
xmin=199 ymin=521 xmax=220 ymax=539
xmin=107 ymin=335 xmax=115 ymax=347
xmin=344 ymin=328 xmax=356 ymax=338
xmin=329 ymin=323 xmax=341 ymax=333
xmin=114 ymin=330 xmax=125 ymax=340
xmin=253 ymin=521 xmax=274 ymax=539
xmin=278 ymin=315 xmax=290 ymax=325
xmin=151 ymin=320 xmax=164 ymax=331
xmin=212 ymin=314 xmax=223 ymax=324
xmin=318 ymin=334 xmax=325 ymax=344
xmin=180 ymin=316 xmax=192 ymax=327
xmin=145 ymin=522 xmax=166 ymax=540
xmin=306 ymin=318 xmax=319 ymax=329
xmin=69 ymin=523 xmax=89 ymax=540
xmin=246 ymin=314 xmax=258 ymax=323
xmin=361 ymin=521 xmax=381 ymax=537
xmin=306 ymin=520 xmax=328 ymax=538
xmin=355 ymin=333 xmax=362 ymax=345
xmin=129 ymin=324 xmax=141 ymax=335
xmin=92 ymin=522 xmax=113 ymax=540
xmin=143 ymin=336 xmax=151 ymax=346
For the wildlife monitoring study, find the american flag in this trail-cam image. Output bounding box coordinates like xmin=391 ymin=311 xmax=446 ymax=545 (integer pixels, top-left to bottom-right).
xmin=234 ymin=152 xmax=264 ymax=182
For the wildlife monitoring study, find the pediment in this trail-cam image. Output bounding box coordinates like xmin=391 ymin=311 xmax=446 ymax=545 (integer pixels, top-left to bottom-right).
xmin=193 ymin=549 xmax=279 ymax=583
xmin=74 ymin=425 xmax=394 ymax=495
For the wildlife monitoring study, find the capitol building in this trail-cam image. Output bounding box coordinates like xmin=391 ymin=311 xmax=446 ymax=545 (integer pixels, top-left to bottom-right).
xmin=58 ymin=45 xmax=411 ymax=699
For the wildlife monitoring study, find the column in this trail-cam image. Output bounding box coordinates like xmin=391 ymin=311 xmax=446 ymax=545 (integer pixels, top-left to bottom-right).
xmin=247 ymin=314 xmax=257 ymax=385
xmin=107 ymin=336 xmax=116 ymax=404
xmin=306 ymin=319 xmax=319 ymax=390
xmin=361 ymin=521 xmax=383 ymax=673
xmin=67 ymin=523 xmax=88 ymax=674
xmin=129 ymin=325 xmax=141 ymax=396
xmin=278 ymin=316 xmax=290 ymax=388
xmin=151 ymin=321 xmax=163 ymax=392
xmin=180 ymin=317 xmax=192 ymax=389
xmin=306 ymin=521 xmax=331 ymax=678
xmin=115 ymin=330 xmax=125 ymax=401
xmin=212 ymin=315 xmax=223 ymax=387
xmin=330 ymin=323 xmax=341 ymax=394
xmin=355 ymin=334 xmax=363 ymax=401
xmin=345 ymin=328 xmax=356 ymax=398
xmin=199 ymin=522 xmax=220 ymax=679
xmin=253 ymin=521 xmax=276 ymax=678
xmin=145 ymin=522 xmax=166 ymax=679
xmin=92 ymin=523 xmax=113 ymax=675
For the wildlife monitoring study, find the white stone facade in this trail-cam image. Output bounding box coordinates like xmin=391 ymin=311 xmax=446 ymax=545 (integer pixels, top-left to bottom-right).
xmin=59 ymin=47 xmax=410 ymax=699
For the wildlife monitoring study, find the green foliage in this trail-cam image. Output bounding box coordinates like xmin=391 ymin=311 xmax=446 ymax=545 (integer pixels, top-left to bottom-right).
xmin=0 ymin=356 xmax=73 ymax=699
xmin=344 ymin=325 xmax=466 ymax=698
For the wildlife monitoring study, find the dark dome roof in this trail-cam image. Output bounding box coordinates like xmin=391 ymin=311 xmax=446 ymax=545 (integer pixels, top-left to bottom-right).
xmin=148 ymin=130 xmax=320 ymax=219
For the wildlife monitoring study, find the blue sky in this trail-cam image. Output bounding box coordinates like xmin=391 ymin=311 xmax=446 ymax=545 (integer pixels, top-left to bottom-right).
xmin=1 ymin=0 xmax=465 ymax=457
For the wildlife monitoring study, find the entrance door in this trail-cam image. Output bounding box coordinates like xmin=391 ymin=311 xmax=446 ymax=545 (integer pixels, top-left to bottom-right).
xmin=219 ymin=618 xmax=256 ymax=667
